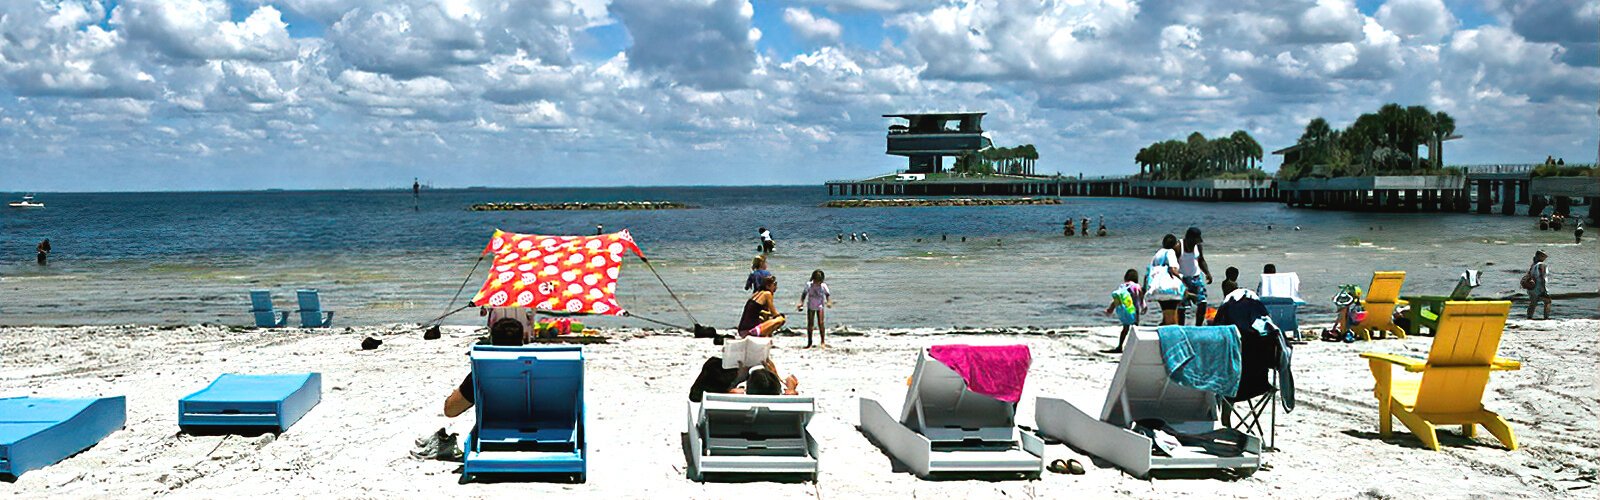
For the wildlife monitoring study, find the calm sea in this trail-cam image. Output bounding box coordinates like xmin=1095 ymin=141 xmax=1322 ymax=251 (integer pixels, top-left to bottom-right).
xmin=1 ymin=187 xmax=1594 ymax=329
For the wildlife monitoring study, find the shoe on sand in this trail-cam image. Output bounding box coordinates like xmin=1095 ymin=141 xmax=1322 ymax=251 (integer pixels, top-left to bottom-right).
xmin=411 ymin=428 xmax=463 ymax=462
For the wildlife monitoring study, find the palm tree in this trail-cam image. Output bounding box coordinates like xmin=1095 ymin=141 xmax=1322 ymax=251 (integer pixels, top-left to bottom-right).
xmin=1430 ymin=111 xmax=1454 ymax=169
xmin=1231 ymin=130 xmax=1262 ymax=170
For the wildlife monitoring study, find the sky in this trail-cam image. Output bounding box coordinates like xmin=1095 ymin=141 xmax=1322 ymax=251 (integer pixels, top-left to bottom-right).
xmin=0 ymin=0 xmax=1595 ymax=191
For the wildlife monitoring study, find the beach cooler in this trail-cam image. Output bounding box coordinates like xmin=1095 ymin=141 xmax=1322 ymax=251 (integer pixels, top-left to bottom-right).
xmin=179 ymin=373 xmax=322 ymax=433
xmin=686 ymin=393 xmax=819 ymax=481
xmin=295 ymin=289 xmax=334 ymax=328
xmin=0 ymin=396 xmax=125 ymax=478
xmin=249 ymin=290 xmax=289 ymax=328
xmin=464 ymin=345 xmax=586 ymax=481
xmin=1036 ymin=327 xmax=1261 ymax=478
xmin=859 ymin=346 xmax=1043 ymax=479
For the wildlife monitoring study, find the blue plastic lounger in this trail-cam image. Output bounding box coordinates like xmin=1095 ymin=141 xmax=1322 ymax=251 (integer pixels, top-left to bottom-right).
xmin=464 ymin=345 xmax=586 ymax=482
xmin=249 ymin=289 xmax=289 ymax=328
xmin=1260 ymin=296 xmax=1299 ymax=338
xmin=179 ymin=373 xmax=321 ymax=433
xmin=294 ymin=289 xmax=334 ymax=328
xmin=0 ymin=396 xmax=125 ymax=478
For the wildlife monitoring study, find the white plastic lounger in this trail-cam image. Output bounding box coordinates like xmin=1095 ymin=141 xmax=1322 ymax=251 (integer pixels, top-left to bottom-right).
xmin=1036 ymin=327 xmax=1260 ymax=478
xmin=686 ymin=393 xmax=819 ymax=481
xmin=859 ymin=350 xmax=1043 ymax=479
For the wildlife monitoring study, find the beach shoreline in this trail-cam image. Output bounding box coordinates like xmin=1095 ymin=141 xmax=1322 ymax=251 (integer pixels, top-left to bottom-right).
xmin=2 ymin=320 xmax=1594 ymax=498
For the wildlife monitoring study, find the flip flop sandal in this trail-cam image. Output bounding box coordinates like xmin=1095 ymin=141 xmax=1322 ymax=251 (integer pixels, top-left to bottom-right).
xmin=1047 ymin=459 xmax=1085 ymax=475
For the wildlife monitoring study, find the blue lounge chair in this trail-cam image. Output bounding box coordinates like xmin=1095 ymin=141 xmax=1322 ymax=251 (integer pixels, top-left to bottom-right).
xmin=249 ymin=289 xmax=289 ymax=328
xmin=179 ymin=373 xmax=321 ymax=433
xmin=1260 ymin=296 xmax=1300 ymax=339
xmin=0 ymin=396 xmax=125 ymax=478
xmin=464 ymin=345 xmax=586 ymax=482
xmin=295 ymin=289 xmax=333 ymax=328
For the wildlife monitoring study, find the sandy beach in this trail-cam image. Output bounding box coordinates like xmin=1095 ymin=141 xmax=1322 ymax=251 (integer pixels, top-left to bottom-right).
xmin=2 ymin=319 xmax=1594 ymax=499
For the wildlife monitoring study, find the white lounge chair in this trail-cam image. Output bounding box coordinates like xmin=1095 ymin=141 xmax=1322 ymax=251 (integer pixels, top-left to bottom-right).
xmin=1036 ymin=327 xmax=1261 ymax=478
xmin=685 ymin=393 xmax=818 ymax=481
xmin=858 ymin=349 xmax=1043 ymax=479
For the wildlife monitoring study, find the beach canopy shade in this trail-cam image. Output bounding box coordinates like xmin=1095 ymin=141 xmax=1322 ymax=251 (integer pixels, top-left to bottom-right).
xmin=471 ymin=229 xmax=644 ymax=315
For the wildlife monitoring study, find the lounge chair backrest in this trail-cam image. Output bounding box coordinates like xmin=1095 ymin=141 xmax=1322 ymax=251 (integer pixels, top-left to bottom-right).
xmin=1448 ymin=270 xmax=1480 ymax=300
xmin=296 ymin=289 xmax=323 ymax=311
xmin=1100 ymin=327 xmax=1218 ymax=427
xmin=471 ymin=346 xmax=583 ymax=436
xmin=900 ymin=350 xmax=1014 ymax=442
xmin=1365 ymin=272 xmax=1406 ymax=303
xmin=700 ymin=393 xmax=814 ymax=457
xmin=249 ymin=290 xmax=274 ymax=312
xmin=1414 ymin=301 xmax=1510 ymax=414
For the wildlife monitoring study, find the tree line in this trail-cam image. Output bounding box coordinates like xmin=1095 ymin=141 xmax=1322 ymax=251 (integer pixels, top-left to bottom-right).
xmin=954 ymin=144 xmax=1040 ymax=175
xmin=1134 ymin=130 xmax=1264 ymax=180
xmin=1277 ymin=104 xmax=1456 ymax=180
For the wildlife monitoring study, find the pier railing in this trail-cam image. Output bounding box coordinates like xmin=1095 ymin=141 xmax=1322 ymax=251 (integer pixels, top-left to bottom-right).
xmin=1460 ymin=164 xmax=1537 ymax=175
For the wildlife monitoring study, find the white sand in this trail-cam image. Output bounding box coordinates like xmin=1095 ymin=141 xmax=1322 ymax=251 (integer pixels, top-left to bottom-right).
xmin=1 ymin=320 xmax=1595 ymax=498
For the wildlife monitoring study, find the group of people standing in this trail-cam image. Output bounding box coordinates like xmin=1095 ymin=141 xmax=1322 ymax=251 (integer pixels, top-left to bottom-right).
xmin=1063 ymin=216 xmax=1107 ymax=237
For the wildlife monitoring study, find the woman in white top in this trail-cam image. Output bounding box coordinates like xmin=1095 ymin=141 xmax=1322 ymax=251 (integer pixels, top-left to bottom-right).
xmin=1144 ymin=234 xmax=1184 ymax=325
xmin=1179 ymin=227 xmax=1213 ymax=326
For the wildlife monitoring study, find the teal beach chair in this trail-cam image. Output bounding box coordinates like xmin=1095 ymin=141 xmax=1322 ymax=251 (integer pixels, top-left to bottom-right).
xmin=0 ymin=396 xmax=126 ymax=478
xmin=249 ymin=290 xmax=289 ymax=328
xmin=464 ymin=345 xmax=586 ymax=482
xmin=295 ymin=289 xmax=334 ymax=328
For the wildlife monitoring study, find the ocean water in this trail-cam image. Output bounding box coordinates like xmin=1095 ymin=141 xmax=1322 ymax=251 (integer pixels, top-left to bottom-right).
xmin=1 ymin=187 xmax=1594 ymax=329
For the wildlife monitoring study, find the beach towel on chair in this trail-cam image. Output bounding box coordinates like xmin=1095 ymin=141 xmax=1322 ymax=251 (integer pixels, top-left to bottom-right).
xmin=1156 ymin=326 xmax=1241 ymax=398
xmin=928 ymin=344 xmax=1031 ymax=403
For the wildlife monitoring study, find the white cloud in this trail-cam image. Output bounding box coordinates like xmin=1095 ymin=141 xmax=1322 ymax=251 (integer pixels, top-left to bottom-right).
xmin=116 ymin=0 xmax=296 ymax=62
xmin=783 ymin=8 xmax=843 ymax=44
xmin=1375 ymin=0 xmax=1457 ymax=43
xmin=609 ymin=0 xmax=759 ymax=90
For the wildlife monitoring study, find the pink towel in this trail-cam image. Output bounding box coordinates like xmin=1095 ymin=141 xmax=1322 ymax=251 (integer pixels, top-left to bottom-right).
xmin=928 ymin=344 xmax=1032 ymax=403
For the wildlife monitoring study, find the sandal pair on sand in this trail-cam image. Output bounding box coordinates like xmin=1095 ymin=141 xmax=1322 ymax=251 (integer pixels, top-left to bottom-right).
xmin=1047 ymin=458 xmax=1085 ymax=475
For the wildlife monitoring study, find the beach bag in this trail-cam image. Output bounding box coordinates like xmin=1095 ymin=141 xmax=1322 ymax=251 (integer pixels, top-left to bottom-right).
xmin=1146 ymin=267 xmax=1183 ymax=302
xmin=1520 ymin=263 xmax=1537 ymax=290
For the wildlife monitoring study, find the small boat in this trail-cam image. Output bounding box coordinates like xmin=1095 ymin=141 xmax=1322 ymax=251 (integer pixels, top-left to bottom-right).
xmin=8 ymin=194 xmax=44 ymax=208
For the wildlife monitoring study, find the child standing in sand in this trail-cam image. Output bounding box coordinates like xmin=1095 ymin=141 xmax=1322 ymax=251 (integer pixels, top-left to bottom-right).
xmin=1102 ymin=269 xmax=1143 ymax=353
xmin=797 ymin=270 xmax=832 ymax=348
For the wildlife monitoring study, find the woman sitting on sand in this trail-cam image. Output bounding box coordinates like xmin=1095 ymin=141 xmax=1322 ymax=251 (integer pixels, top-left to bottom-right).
xmin=738 ymin=275 xmax=786 ymax=337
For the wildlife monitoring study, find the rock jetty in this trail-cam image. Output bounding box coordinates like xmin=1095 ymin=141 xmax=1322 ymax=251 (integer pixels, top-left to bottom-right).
xmin=470 ymin=201 xmax=688 ymax=211
xmin=823 ymin=198 xmax=1061 ymax=208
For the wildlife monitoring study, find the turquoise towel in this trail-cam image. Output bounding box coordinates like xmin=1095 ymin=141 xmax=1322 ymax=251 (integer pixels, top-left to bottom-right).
xmin=1156 ymin=325 xmax=1241 ymax=398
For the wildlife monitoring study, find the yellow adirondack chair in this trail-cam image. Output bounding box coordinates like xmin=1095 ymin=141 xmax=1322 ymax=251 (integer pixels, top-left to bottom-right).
xmin=1359 ymin=301 xmax=1521 ymax=451
xmin=1354 ymin=271 xmax=1409 ymax=341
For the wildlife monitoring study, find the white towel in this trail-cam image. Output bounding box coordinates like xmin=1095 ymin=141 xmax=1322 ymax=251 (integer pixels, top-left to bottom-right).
xmin=1258 ymin=273 xmax=1302 ymax=302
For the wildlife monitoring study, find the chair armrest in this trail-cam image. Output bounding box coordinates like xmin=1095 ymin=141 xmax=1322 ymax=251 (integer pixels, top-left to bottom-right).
xmin=1491 ymin=357 xmax=1521 ymax=371
xmin=1360 ymin=352 xmax=1427 ymax=372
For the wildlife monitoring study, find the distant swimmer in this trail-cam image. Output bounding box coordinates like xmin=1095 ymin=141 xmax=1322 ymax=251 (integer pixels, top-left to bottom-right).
xmin=1064 ymin=219 xmax=1075 ymax=237
xmin=1577 ymin=222 xmax=1585 ymax=244
xmin=1294 ymin=226 xmax=1301 ymax=231
xmin=1097 ymin=216 xmax=1107 ymax=237
xmin=837 ymin=233 xmax=844 ymax=243
xmin=596 ymin=224 xmax=604 ymax=235
xmin=36 ymin=239 xmax=50 ymax=266
xmin=1267 ymin=225 xmax=1272 ymax=231
xmin=1080 ymin=217 xmax=1090 ymax=237
xmin=758 ymin=227 xmax=775 ymax=253
xmin=942 ymin=234 xmax=947 ymax=241
xmin=851 ymin=233 xmax=858 ymax=242
xmin=861 ymin=232 xmax=869 ymax=242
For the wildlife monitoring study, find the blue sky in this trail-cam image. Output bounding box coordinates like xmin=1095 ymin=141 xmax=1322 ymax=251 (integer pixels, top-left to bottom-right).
xmin=0 ymin=0 xmax=1595 ymax=191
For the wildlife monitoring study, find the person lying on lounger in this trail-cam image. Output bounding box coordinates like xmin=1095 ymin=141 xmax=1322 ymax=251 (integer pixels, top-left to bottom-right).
xmin=443 ymin=318 xmax=526 ymax=417
xmin=688 ymin=357 xmax=800 ymax=402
